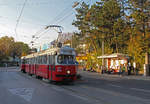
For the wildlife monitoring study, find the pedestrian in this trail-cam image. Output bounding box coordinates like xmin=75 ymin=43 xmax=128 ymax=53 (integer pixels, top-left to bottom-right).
xmin=128 ymin=66 xmax=132 ymax=75
xmin=83 ymin=66 xmax=86 ymax=71
xmin=122 ymin=64 xmax=126 ymax=75
xmin=136 ymin=68 xmax=139 ymax=75
xmin=127 ymin=63 xmax=131 ymax=75
xmin=119 ymin=65 xmax=122 ymax=75
xmin=5 ymin=63 xmax=7 ymax=67
xmin=133 ymin=62 xmax=136 ymax=75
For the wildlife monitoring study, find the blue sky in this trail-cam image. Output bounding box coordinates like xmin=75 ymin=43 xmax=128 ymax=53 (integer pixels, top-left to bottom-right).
xmin=0 ymin=0 xmax=97 ymax=47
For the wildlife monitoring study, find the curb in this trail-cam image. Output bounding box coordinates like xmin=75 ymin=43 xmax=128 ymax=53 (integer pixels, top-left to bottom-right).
xmin=79 ymin=70 xmax=150 ymax=81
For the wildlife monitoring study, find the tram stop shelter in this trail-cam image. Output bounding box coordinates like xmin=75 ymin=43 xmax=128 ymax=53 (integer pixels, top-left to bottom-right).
xmin=98 ymin=53 xmax=129 ymax=73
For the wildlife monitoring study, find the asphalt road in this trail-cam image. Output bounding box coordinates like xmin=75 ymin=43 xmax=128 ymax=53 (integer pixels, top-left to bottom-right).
xmin=0 ymin=67 xmax=150 ymax=104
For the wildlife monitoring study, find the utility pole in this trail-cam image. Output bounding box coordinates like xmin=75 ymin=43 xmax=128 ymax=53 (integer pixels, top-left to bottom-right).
xmin=102 ymin=39 xmax=104 ymax=70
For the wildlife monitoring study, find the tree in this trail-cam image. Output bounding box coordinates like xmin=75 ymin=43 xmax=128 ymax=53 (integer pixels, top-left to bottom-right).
xmin=72 ymin=2 xmax=90 ymax=36
xmin=127 ymin=0 xmax=150 ymax=69
xmin=12 ymin=42 xmax=30 ymax=58
xmin=72 ymin=0 xmax=150 ymax=71
xmin=0 ymin=36 xmax=15 ymax=61
xmin=0 ymin=36 xmax=30 ymax=62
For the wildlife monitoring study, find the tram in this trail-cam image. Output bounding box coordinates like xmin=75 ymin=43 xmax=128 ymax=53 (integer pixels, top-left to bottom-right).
xmin=20 ymin=46 xmax=77 ymax=82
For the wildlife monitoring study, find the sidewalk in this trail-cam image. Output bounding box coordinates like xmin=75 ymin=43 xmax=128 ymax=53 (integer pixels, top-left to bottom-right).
xmin=0 ymin=66 xmax=19 ymax=69
xmin=0 ymin=67 xmax=20 ymax=71
xmin=78 ymin=69 xmax=150 ymax=81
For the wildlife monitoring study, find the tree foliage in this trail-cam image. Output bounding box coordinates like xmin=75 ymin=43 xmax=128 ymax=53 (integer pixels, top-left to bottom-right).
xmin=0 ymin=36 xmax=30 ymax=62
xmin=73 ymin=0 xmax=150 ymax=70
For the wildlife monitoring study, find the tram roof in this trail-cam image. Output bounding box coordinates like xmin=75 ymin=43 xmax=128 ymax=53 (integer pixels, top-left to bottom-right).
xmin=21 ymin=46 xmax=75 ymax=59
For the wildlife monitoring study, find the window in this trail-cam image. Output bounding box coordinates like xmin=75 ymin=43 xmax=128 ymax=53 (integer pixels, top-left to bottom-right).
xmin=21 ymin=59 xmax=26 ymax=64
xmin=40 ymin=56 xmax=42 ymax=64
xmin=57 ymin=55 xmax=75 ymax=64
xmin=48 ymin=55 xmax=55 ymax=65
xmin=37 ymin=56 xmax=41 ymax=64
xmin=35 ymin=57 xmax=38 ymax=64
xmin=42 ymin=55 xmax=47 ymax=64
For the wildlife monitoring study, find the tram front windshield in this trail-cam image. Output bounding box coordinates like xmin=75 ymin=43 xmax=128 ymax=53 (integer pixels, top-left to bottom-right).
xmin=57 ymin=55 xmax=75 ymax=64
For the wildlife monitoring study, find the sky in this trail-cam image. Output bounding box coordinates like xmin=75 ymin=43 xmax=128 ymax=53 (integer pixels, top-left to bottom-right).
xmin=0 ymin=0 xmax=97 ymax=48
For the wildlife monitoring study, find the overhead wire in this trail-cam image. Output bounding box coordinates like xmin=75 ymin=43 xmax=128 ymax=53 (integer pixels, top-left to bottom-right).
xmin=31 ymin=0 xmax=92 ymax=47
xmin=47 ymin=0 xmax=82 ymax=25
xmin=32 ymin=29 xmax=52 ymax=47
xmin=30 ymin=0 xmax=81 ymax=46
xmin=55 ymin=0 xmax=92 ymax=24
xmin=53 ymin=0 xmax=83 ymax=24
xmin=0 ymin=1 xmax=51 ymax=7
xmin=14 ymin=0 xmax=27 ymax=40
xmin=32 ymin=0 xmax=78 ymax=39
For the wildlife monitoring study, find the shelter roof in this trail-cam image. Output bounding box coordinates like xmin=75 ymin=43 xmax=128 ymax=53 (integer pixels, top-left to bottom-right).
xmin=97 ymin=53 xmax=129 ymax=59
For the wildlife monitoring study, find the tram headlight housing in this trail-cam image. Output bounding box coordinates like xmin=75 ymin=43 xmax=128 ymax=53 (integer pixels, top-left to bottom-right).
xmin=67 ymin=70 xmax=71 ymax=74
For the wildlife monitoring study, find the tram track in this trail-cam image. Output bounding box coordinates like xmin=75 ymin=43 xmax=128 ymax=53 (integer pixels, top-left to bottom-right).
xmin=60 ymin=85 xmax=113 ymax=104
xmin=60 ymin=83 xmax=150 ymax=104
xmin=19 ymin=71 xmax=150 ymax=104
xmin=19 ymin=71 xmax=131 ymax=104
xmin=19 ymin=72 xmax=108 ymax=104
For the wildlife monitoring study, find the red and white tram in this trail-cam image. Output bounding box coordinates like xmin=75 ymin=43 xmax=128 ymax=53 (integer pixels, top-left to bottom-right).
xmin=20 ymin=46 xmax=77 ymax=82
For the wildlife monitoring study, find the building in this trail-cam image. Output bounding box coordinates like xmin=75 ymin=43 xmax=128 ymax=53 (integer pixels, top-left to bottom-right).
xmin=98 ymin=53 xmax=129 ymax=73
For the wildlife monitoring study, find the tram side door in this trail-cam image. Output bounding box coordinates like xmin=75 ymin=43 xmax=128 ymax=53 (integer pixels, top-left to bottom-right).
xmin=48 ymin=55 xmax=55 ymax=81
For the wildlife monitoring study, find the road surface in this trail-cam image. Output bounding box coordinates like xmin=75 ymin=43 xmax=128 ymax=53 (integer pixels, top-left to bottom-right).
xmin=0 ymin=67 xmax=150 ymax=104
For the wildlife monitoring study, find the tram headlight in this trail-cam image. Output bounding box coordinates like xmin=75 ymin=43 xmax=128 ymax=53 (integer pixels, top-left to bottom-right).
xmin=67 ymin=70 xmax=71 ymax=74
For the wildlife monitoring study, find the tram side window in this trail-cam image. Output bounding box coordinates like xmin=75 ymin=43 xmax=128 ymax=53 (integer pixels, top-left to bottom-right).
xmin=48 ymin=55 xmax=55 ymax=65
xmin=52 ymin=55 xmax=55 ymax=65
xmin=38 ymin=56 xmax=41 ymax=64
xmin=21 ymin=59 xmax=26 ymax=64
xmin=40 ymin=56 xmax=43 ymax=64
xmin=35 ymin=57 xmax=37 ymax=64
xmin=48 ymin=55 xmax=52 ymax=64
xmin=38 ymin=56 xmax=40 ymax=64
xmin=28 ymin=59 xmax=30 ymax=64
xmin=40 ymin=56 xmax=42 ymax=64
xmin=37 ymin=56 xmax=40 ymax=64
xmin=25 ymin=59 xmax=27 ymax=64
xmin=32 ymin=58 xmax=35 ymax=64
xmin=29 ymin=58 xmax=31 ymax=64
xmin=42 ymin=55 xmax=47 ymax=64
xmin=27 ymin=59 xmax=29 ymax=64
xmin=36 ymin=57 xmax=38 ymax=64
xmin=33 ymin=58 xmax=35 ymax=64
xmin=32 ymin=58 xmax=34 ymax=64
xmin=30 ymin=58 xmax=32 ymax=64
xmin=41 ymin=56 xmax=43 ymax=64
